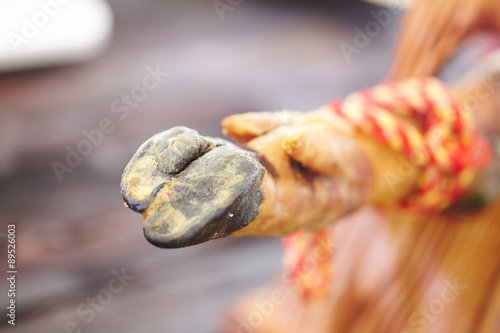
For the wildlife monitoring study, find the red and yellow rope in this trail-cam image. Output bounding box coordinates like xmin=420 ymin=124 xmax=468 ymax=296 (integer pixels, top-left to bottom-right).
xmin=283 ymin=77 xmax=493 ymax=300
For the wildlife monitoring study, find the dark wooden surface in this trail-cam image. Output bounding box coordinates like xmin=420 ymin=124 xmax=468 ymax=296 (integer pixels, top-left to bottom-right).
xmin=0 ymin=0 xmax=398 ymax=332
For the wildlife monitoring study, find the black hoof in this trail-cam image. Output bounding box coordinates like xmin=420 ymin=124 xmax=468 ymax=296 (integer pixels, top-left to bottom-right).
xmin=121 ymin=127 xmax=265 ymax=248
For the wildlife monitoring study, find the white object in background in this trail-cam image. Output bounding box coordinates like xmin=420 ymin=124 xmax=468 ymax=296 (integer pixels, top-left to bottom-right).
xmin=0 ymin=0 xmax=113 ymax=72
xmin=362 ymin=0 xmax=413 ymax=8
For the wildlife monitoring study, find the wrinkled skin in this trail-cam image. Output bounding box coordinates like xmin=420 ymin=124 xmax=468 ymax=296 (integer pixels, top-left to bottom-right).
xmin=222 ymin=109 xmax=412 ymax=237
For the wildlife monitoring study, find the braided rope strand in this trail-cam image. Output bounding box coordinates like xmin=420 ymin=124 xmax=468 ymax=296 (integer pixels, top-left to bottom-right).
xmin=331 ymin=77 xmax=485 ymax=212
xmin=283 ymin=78 xmax=492 ymax=301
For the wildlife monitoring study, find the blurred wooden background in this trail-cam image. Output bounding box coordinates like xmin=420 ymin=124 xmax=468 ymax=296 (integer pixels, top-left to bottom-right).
xmin=0 ymin=0 xmax=400 ymax=332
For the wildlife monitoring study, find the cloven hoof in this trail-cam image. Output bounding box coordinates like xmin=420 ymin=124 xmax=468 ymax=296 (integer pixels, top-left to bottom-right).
xmin=121 ymin=126 xmax=265 ymax=248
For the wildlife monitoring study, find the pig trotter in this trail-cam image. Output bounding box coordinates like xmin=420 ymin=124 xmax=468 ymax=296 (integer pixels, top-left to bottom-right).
xmin=121 ymin=126 xmax=266 ymax=248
